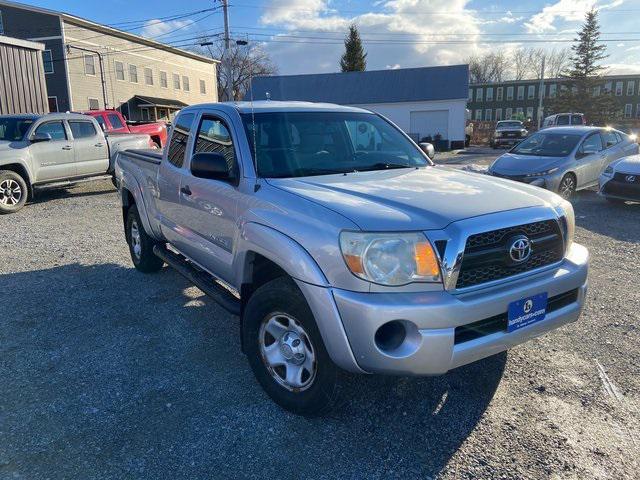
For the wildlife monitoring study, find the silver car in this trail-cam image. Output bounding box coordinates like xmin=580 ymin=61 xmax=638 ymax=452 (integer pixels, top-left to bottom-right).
xmin=489 ymin=126 xmax=639 ymax=199
xmin=599 ymin=154 xmax=640 ymax=203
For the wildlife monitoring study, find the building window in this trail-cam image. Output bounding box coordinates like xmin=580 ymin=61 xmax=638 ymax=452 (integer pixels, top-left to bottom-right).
xmin=549 ymin=84 xmax=557 ymax=98
xmin=129 ymin=65 xmax=138 ymax=83
xmin=200 ymin=79 xmax=206 ymax=95
xmin=160 ymin=71 xmax=168 ymax=88
xmin=527 ymin=85 xmax=535 ymax=99
xmin=140 ymin=108 xmax=151 ymax=121
xmin=182 ymin=76 xmax=190 ymax=92
xmin=627 ymin=81 xmax=635 ymax=96
xmin=593 ymin=85 xmax=601 ymax=97
xmin=39 ymin=50 xmax=54 ymax=74
xmin=485 ymin=109 xmax=492 ymax=121
xmin=516 ymin=107 xmax=524 ymax=118
xmin=88 ymin=98 xmax=100 ymax=110
xmin=474 ymin=109 xmax=482 ymax=121
xmin=624 ymin=104 xmax=633 ymax=118
xmin=505 ymin=108 xmax=513 ymax=119
xmin=636 ymin=104 xmax=640 ymax=118
xmin=615 ymin=81 xmax=623 ymax=96
xmin=496 ymin=87 xmax=503 ymax=101
xmin=486 ymin=87 xmax=493 ymax=102
xmin=0 ymin=11 xmax=4 ymax=35
xmin=115 ymin=61 xmax=125 ymax=81
xmin=526 ymin=107 xmax=534 ymax=119
xmin=468 ymin=88 xmax=473 ymax=101
xmin=517 ymin=86 xmax=525 ymax=100
xmin=173 ymin=73 xmax=181 ymax=89
xmin=144 ymin=68 xmax=154 ymax=86
xmin=475 ymin=88 xmax=483 ymax=102
xmin=506 ymin=86 xmax=514 ymax=101
xmin=495 ymin=108 xmax=503 ymax=121
xmin=604 ymin=82 xmax=612 ymax=94
xmin=48 ymin=96 xmax=59 ymax=113
xmin=84 ymin=55 xmax=96 ymax=76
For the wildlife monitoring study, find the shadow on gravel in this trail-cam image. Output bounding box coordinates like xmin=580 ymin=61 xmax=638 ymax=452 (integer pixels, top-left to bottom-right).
xmin=571 ymin=190 xmax=640 ymax=243
xmin=0 ymin=262 xmax=505 ymax=479
xmin=30 ymin=183 xmax=116 ymax=204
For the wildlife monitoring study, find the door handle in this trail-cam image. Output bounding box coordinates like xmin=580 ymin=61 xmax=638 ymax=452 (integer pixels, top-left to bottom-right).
xmin=94 ymin=143 xmax=104 ymax=147
xmin=62 ymin=145 xmax=72 ymax=150
xmin=180 ymin=186 xmax=192 ymax=196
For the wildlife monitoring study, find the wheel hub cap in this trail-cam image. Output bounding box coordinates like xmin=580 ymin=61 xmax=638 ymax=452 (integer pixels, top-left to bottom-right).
xmin=279 ymin=331 xmax=305 ymax=364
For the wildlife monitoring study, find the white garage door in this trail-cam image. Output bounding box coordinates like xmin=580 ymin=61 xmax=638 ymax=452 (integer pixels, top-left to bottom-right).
xmin=410 ymin=110 xmax=449 ymax=140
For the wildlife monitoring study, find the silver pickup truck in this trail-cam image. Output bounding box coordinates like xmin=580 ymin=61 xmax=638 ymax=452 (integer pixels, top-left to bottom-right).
xmin=116 ymin=101 xmax=589 ymax=415
xmin=0 ymin=113 xmax=151 ymax=213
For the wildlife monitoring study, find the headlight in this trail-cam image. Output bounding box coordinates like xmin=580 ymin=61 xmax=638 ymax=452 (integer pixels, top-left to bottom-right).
xmin=340 ymin=232 xmax=441 ymax=286
xmin=521 ymin=129 xmax=528 ymax=136
xmin=526 ymin=167 xmax=559 ymax=177
xmin=553 ymin=200 xmax=575 ymax=254
xmin=494 ymin=131 xmax=501 ymax=138
xmin=603 ymin=165 xmax=614 ymax=176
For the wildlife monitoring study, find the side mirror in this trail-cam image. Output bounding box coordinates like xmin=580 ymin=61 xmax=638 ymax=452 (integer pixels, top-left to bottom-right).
xmin=419 ymin=142 xmax=436 ymax=160
xmin=191 ymin=152 xmax=235 ymax=182
xmin=31 ymin=132 xmax=52 ymax=143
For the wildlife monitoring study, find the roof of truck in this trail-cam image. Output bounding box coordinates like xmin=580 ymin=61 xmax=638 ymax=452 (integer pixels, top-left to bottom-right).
xmin=182 ymin=101 xmax=372 ymax=115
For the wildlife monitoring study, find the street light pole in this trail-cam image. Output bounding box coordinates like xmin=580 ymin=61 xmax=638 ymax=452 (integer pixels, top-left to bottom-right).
xmin=221 ymin=0 xmax=233 ymax=101
xmin=537 ymin=55 xmax=546 ymax=130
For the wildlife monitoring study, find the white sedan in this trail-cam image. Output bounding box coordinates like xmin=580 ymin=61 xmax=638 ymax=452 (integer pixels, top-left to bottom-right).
xmin=599 ymin=154 xmax=640 ymax=203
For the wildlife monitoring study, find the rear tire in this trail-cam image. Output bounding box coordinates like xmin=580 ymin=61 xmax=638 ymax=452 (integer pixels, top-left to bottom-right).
xmin=0 ymin=170 xmax=28 ymax=214
xmin=125 ymin=207 xmax=164 ymax=273
xmin=558 ymin=173 xmax=576 ymax=200
xmin=243 ymin=277 xmax=344 ymax=416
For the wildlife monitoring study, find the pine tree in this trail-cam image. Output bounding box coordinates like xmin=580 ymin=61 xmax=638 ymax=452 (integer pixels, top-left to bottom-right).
xmin=340 ymin=24 xmax=367 ymax=72
xmin=549 ymin=10 xmax=619 ymax=124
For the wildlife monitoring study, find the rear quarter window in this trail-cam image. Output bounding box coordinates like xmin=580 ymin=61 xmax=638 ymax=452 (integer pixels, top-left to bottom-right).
xmin=556 ymin=115 xmax=570 ymax=126
xmin=107 ymin=114 xmax=125 ymax=129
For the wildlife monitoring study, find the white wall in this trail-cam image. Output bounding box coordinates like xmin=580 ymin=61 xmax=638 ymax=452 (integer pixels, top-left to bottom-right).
xmin=350 ymin=99 xmax=467 ymax=142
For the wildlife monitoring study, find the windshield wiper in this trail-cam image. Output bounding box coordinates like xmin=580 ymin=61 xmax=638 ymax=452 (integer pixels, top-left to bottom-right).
xmin=354 ymin=162 xmax=416 ymax=172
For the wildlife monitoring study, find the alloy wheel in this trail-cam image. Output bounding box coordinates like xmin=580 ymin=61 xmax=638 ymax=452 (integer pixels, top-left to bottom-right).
xmin=559 ymin=176 xmax=576 ymax=199
xmin=0 ymin=179 xmax=22 ymax=206
xmin=259 ymin=313 xmax=317 ymax=391
xmin=130 ymin=220 xmax=142 ymax=260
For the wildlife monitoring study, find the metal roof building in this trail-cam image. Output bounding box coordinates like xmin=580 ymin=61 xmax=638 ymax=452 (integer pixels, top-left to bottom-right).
xmin=248 ymin=65 xmax=470 ymax=149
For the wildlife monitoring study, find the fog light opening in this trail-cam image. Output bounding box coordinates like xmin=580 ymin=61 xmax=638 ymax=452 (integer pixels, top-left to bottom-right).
xmin=375 ymin=320 xmax=407 ymax=353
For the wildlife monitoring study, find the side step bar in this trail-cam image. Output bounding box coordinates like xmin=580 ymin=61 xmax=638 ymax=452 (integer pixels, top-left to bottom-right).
xmin=153 ymin=245 xmax=241 ymax=316
xmin=33 ymin=174 xmax=114 ymax=191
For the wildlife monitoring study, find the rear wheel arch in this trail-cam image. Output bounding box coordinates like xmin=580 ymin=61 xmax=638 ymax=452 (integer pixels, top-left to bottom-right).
xmin=0 ymin=163 xmax=32 ymax=200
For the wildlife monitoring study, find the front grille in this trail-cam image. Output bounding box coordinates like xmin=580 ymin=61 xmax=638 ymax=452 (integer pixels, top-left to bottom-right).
xmin=454 ymin=289 xmax=579 ymax=344
xmin=603 ymin=180 xmax=640 ymax=200
xmin=613 ymin=172 xmax=640 ymax=183
xmin=456 ymin=220 xmax=564 ymax=289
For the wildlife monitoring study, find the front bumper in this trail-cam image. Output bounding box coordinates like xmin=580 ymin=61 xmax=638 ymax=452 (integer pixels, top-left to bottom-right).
xmin=599 ymin=174 xmax=640 ymax=202
xmin=299 ymin=243 xmax=588 ymax=376
xmin=493 ymin=137 xmax=523 ymax=147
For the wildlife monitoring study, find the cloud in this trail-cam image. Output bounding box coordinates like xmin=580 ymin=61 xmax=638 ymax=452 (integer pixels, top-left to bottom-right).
xmin=260 ymin=0 xmax=483 ymax=74
xmin=140 ymin=18 xmax=195 ymax=38
xmin=603 ymin=62 xmax=640 ymax=74
xmin=524 ymin=0 xmax=597 ymax=33
xmin=386 ymin=64 xmax=401 ymax=69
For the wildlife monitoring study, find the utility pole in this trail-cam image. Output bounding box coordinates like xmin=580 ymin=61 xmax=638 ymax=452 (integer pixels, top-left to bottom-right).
xmin=221 ymin=0 xmax=233 ymax=101
xmin=537 ymin=55 xmax=546 ymax=130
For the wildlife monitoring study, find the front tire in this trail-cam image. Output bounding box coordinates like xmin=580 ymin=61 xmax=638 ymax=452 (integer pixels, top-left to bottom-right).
xmin=125 ymin=207 xmax=163 ymax=273
xmin=243 ymin=277 xmax=344 ymax=416
xmin=0 ymin=170 xmax=28 ymax=214
xmin=558 ymin=174 xmax=576 ymax=199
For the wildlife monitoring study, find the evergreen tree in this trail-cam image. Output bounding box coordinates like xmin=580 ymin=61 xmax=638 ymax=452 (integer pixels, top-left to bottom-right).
xmin=340 ymin=24 xmax=367 ymax=72
xmin=549 ymin=10 xmax=619 ymax=124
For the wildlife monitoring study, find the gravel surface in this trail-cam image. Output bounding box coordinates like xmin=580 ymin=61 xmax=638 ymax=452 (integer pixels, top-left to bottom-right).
xmin=1 ymin=180 xmax=639 ymax=479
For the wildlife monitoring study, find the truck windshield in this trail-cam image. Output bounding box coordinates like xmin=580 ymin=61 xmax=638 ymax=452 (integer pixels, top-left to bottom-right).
xmin=511 ymin=132 xmax=582 ymax=157
xmin=497 ymin=122 xmax=522 ymax=129
xmin=0 ymin=118 xmax=34 ymax=141
xmin=241 ymin=112 xmax=429 ymax=178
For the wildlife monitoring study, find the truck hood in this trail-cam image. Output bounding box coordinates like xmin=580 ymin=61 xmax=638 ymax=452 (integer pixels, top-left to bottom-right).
xmin=491 ymin=153 xmax=564 ymax=174
xmin=267 ymin=167 xmax=551 ymax=231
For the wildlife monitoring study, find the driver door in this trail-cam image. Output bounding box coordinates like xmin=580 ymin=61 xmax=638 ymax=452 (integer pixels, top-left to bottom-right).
xmin=575 ymin=132 xmax=605 ymax=187
xmin=29 ymin=120 xmax=75 ymax=183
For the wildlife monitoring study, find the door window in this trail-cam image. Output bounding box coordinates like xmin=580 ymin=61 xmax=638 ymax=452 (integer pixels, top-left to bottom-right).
xmin=580 ymin=134 xmax=603 ymax=154
xmin=167 ymin=113 xmax=195 ymax=168
xmin=193 ymin=116 xmax=237 ymax=177
xmin=556 ymin=115 xmax=570 ymax=126
xmin=35 ymin=121 xmax=67 ymax=140
xmin=107 ymin=114 xmax=125 ymax=129
xmin=69 ymin=121 xmax=98 ymax=139
xmin=601 ymin=130 xmax=619 ymax=148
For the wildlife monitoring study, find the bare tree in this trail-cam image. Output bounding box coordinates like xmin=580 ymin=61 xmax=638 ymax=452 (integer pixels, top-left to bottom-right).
xmin=467 ymin=52 xmax=509 ymax=83
xmin=545 ymin=48 xmax=572 ymax=78
xmin=197 ymin=39 xmax=278 ymax=101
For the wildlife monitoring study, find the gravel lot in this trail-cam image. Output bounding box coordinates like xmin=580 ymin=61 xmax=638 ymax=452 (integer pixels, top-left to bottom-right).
xmin=1 ymin=179 xmax=639 ymax=479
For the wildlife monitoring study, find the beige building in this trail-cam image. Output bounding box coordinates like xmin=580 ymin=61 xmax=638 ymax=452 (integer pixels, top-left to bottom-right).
xmin=0 ymin=0 xmax=219 ymax=121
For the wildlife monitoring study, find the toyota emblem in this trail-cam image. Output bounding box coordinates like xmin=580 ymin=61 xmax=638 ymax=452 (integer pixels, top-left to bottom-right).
xmin=626 ymin=175 xmax=636 ymax=183
xmin=509 ymin=236 xmax=532 ymax=263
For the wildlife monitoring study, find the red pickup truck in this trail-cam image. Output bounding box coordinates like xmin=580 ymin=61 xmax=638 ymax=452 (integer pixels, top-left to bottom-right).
xmin=84 ymin=110 xmax=168 ymax=148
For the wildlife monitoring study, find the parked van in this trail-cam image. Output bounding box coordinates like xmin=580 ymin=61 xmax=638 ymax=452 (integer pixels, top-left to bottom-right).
xmin=542 ymin=113 xmax=586 ymax=128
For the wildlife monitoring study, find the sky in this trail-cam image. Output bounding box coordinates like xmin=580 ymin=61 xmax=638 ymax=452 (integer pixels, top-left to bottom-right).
xmin=21 ymin=0 xmax=640 ymax=76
